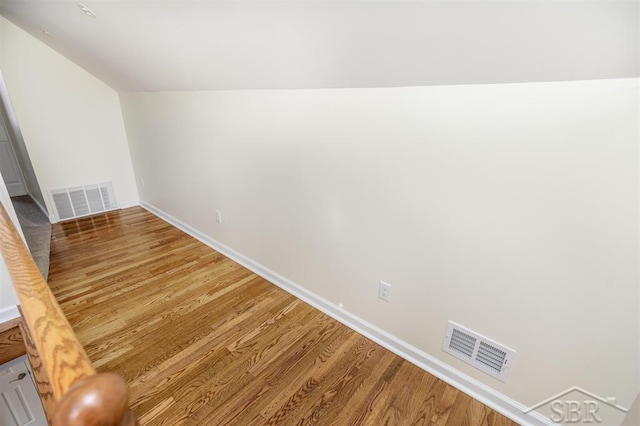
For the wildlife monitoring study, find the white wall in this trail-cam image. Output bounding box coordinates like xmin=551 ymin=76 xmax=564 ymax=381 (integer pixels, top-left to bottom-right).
xmin=0 ymin=17 xmax=138 ymax=218
xmin=0 ymin=69 xmax=47 ymax=212
xmin=0 ymin=16 xmax=24 ymax=319
xmin=0 ymin=142 xmax=22 ymax=321
xmin=0 ymin=251 xmax=18 ymax=321
xmin=120 ymin=78 xmax=639 ymax=421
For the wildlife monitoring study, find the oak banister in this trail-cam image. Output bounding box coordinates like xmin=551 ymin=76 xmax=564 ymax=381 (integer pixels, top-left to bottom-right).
xmin=53 ymin=373 xmax=137 ymax=426
xmin=0 ymin=202 xmax=138 ymax=425
xmin=19 ymin=315 xmax=56 ymax=424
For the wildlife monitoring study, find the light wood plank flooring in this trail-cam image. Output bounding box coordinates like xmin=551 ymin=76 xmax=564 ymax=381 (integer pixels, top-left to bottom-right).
xmin=0 ymin=320 xmax=25 ymax=366
xmin=48 ymin=207 xmax=518 ymax=425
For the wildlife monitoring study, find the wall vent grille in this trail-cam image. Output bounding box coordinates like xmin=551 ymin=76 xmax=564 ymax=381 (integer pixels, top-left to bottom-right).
xmin=476 ymin=341 xmax=507 ymax=374
xmin=442 ymin=321 xmax=515 ymax=382
xmin=449 ymin=328 xmax=476 ymax=359
xmin=50 ymin=182 xmax=118 ymax=221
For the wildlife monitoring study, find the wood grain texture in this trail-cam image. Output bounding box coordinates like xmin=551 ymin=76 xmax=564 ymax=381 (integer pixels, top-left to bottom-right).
xmin=0 ymin=316 xmax=22 ymax=333
xmin=0 ymin=323 xmax=25 ymax=365
xmin=0 ymin=202 xmax=138 ymax=425
xmin=0 ymin=203 xmax=94 ymax=400
xmin=20 ymin=320 xmax=55 ymax=424
xmin=48 ymin=207 xmax=519 ymax=426
xmin=54 ymin=373 xmax=138 ymax=426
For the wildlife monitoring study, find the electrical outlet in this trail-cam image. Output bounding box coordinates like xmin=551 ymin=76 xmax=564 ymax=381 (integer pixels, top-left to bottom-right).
xmin=215 ymin=210 xmax=222 ymax=224
xmin=378 ymin=281 xmax=391 ymax=302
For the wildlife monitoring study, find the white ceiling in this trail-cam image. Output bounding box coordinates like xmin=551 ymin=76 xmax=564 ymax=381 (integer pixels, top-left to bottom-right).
xmin=0 ymin=1 xmax=637 ymax=92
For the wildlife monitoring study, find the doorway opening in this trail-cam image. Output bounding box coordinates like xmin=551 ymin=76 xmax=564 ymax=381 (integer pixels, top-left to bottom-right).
xmin=0 ymin=70 xmax=51 ymax=279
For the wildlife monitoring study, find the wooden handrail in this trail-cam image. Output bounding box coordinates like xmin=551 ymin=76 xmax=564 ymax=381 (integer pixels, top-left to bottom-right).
xmin=0 ymin=202 xmax=137 ymax=425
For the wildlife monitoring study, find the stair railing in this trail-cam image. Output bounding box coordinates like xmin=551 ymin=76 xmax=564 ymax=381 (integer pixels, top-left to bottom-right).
xmin=0 ymin=202 xmax=137 ymax=425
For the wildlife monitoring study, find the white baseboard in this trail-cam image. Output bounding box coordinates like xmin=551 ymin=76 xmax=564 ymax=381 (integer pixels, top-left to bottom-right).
xmin=119 ymin=199 xmax=139 ymax=209
xmin=141 ymin=201 xmax=551 ymax=426
xmin=0 ymin=305 xmax=19 ymax=323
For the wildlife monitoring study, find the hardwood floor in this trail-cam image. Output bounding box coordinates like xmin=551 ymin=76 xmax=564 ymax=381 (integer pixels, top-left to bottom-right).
xmin=0 ymin=319 xmax=25 ymax=366
xmin=48 ymin=207 xmax=518 ymax=426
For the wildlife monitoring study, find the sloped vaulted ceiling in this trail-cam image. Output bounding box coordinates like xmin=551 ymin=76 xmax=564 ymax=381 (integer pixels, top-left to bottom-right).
xmin=0 ymin=0 xmax=637 ymax=91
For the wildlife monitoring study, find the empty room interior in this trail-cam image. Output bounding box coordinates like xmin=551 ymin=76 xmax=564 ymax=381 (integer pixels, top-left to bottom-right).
xmin=0 ymin=1 xmax=638 ymax=425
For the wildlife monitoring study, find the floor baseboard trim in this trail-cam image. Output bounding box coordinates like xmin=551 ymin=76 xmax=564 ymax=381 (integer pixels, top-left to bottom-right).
xmin=0 ymin=316 xmax=21 ymax=334
xmin=120 ymin=199 xmax=139 ymax=210
xmin=141 ymin=201 xmax=551 ymax=426
xmin=0 ymin=306 xmax=20 ymax=324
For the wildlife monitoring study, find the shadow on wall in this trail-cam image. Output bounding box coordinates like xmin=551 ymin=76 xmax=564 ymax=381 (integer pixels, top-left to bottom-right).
xmin=0 ymin=70 xmax=47 ymax=218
